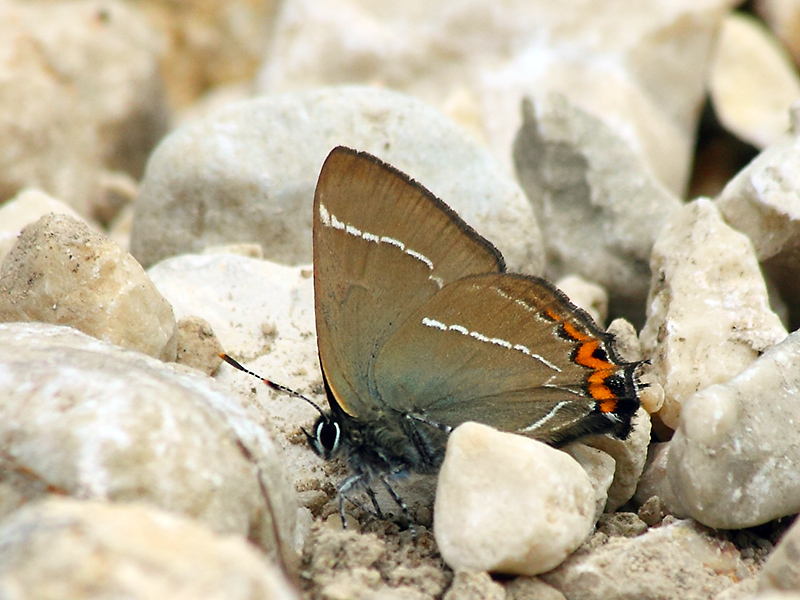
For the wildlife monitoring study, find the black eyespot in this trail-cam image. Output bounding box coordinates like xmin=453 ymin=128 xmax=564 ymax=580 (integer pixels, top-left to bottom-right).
xmin=604 ymin=374 xmax=626 ymax=396
xmin=318 ymin=420 xmax=339 ymax=452
xmin=308 ymin=415 xmax=340 ymax=459
xmin=592 ymin=346 xmax=608 ymax=361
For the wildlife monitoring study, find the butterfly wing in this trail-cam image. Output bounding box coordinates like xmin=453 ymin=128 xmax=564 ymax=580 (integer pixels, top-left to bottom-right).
xmin=373 ymin=273 xmax=640 ymax=445
xmin=313 ymin=147 xmax=504 ymax=420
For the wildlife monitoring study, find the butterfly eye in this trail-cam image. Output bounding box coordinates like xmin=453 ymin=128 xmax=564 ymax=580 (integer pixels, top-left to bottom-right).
xmin=309 ymin=416 xmax=340 ymax=459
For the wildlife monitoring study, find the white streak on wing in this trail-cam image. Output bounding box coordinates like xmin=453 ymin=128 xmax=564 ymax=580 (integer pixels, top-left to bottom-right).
xmin=470 ymin=331 xmax=489 ymax=343
xmin=405 ymin=248 xmax=434 ymax=270
xmin=331 ymin=214 xmax=345 ymax=230
xmin=490 ymin=337 xmax=512 ymax=349
xmin=318 ymin=203 xmax=443 ymax=288
xmin=495 ymin=287 xmax=534 ymax=313
xmin=420 ymin=317 xmax=562 ymax=372
xmin=422 ymin=317 xmax=447 ymax=330
xmin=517 ymin=401 xmax=569 ymax=433
xmin=318 ymin=203 xmax=331 ymax=226
xmin=362 ymin=232 xmax=380 ymax=243
xmin=380 ymin=235 xmax=404 ymax=249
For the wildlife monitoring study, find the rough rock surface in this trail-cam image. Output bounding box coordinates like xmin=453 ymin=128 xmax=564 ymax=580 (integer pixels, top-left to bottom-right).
xmin=0 ymin=322 xmax=297 ymax=573
xmin=640 ymin=198 xmax=787 ymax=430
xmin=666 ymin=330 xmax=800 ymax=529
xmin=435 ymin=423 xmax=596 ymax=576
xmin=131 ymin=87 xmax=543 ymax=275
xmin=0 ymin=498 xmax=299 ymax=600
xmin=0 ymin=213 xmax=177 ymax=360
xmin=0 ymin=0 xmax=168 ymax=215
xmin=514 ymin=95 xmax=682 ymax=323
xmin=716 ymin=105 xmax=800 ymax=329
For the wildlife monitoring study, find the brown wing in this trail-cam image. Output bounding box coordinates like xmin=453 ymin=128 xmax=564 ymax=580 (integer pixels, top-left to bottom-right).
xmin=373 ymin=273 xmax=640 ymax=444
xmin=313 ymin=147 xmax=504 ymax=419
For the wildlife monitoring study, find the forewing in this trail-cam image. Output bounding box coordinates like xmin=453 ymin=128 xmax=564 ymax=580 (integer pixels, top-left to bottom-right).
xmin=313 ymin=147 xmax=504 ymax=418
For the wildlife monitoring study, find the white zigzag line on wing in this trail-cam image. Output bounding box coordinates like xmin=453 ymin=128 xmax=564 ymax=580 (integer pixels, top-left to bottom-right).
xmin=319 ymin=203 xmax=444 ymax=288
xmin=516 ymin=400 xmax=569 ymax=433
xmin=421 ymin=317 xmax=562 ymax=372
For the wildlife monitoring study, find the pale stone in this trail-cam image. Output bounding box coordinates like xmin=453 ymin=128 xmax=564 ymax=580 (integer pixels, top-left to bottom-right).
xmin=131 ymin=87 xmax=543 ymax=275
xmin=562 ymin=444 xmax=615 ymax=521
xmin=174 ymin=316 xmax=224 ymax=376
xmin=709 ymin=13 xmax=800 ymax=148
xmin=714 ymin=576 xmax=760 ymax=600
xmin=759 ymin=514 xmax=800 ymax=593
xmin=555 ymin=275 xmax=608 ymax=326
xmin=514 ymin=95 xmax=682 ymax=323
xmin=606 ymin=318 xmax=645 ymax=364
xmin=756 ymin=0 xmax=800 ymax=75
xmin=130 ymin=0 xmax=281 ymax=108
xmin=543 ymin=518 xmax=748 ymax=600
xmin=148 ymin=254 xmax=339 ymax=513
xmin=93 ymin=170 xmax=138 ymax=228
xmin=0 ymin=0 xmax=167 ymax=214
xmin=633 ymin=442 xmax=674 ymax=508
xmin=302 ymin=526 xmax=450 ymax=599
xmin=0 ymin=189 xmax=88 ymax=264
xmin=586 ymin=407 xmax=652 ymax=512
xmin=640 ymin=198 xmax=787 ymax=430
xmin=0 ymin=214 xmax=177 ymax=361
xmin=435 ymin=423 xmax=595 ymax=576
xmin=444 ymin=572 xmax=505 ymax=600
xmin=0 ymin=322 xmax=297 ymax=571
xmin=505 ymin=577 xmax=567 ymax=600
xmin=716 ymin=113 xmax=800 ymax=326
xmin=666 ymin=330 xmax=800 ymax=528
xmin=259 ymin=0 xmax=730 ymax=193
xmin=0 ymin=498 xmax=299 ymax=600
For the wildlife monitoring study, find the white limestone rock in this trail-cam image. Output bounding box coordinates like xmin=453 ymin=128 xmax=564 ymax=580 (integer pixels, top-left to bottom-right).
xmin=131 ymin=0 xmax=281 ymax=109
xmin=0 ymin=189 xmax=91 ymax=264
xmin=258 ymin=0 xmax=730 ymax=194
xmin=174 ymin=315 xmax=224 ymax=376
xmin=640 ymin=198 xmax=787 ymax=430
xmin=666 ymin=330 xmax=800 ymax=529
xmin=562 ymin=444 xmax=616 ymax=522
xmin=759 ymin=513 xmax=800 ymax=593
xmin=131 ymin=86 xmax=543 ymax=276
xmin=709 ymin=12 xmax=800 ymax=148
xmin=0 ymin=322 xmax=297 ymax=571
xmin=434 ymin=423 xmax=596 ymax=576
xmin=756 ymin=0 xmax=800 ymax=71
xmin=716 ymin=107 xmax=800 ymax=326
xmin=586 ymin=407 xmax=652 ymax=512
xmin=0 ymin=0 xmax=167 ymax=215
xmin=513 ymin=95 xmax=682 ymax=322
xmin=0 ymin=213 xmax=177 ymax=361
xmin=0 ymin=498 xmax=299 ymax=600
xmin=543 ymin=518 xmax=749 ymax=600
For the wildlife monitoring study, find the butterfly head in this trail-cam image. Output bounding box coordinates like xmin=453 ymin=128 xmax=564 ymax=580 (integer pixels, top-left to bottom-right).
xmin=306 ymin=413 xmax=342 ymax=459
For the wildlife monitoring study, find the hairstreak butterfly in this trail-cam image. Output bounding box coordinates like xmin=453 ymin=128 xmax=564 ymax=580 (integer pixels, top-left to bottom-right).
xmin=222 ymin=146 xmax=641 ymax=526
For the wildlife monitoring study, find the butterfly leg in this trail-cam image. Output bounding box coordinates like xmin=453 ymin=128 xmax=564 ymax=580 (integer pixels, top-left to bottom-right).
xmin=336 ymin=473 xmax=386 ymax=528
xmin=379 ymin=469 xmax=419 ymax=538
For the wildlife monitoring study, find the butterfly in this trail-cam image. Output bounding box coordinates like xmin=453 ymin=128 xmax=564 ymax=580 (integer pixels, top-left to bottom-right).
xmin=223 ymin=146 xmax=641 ymax=526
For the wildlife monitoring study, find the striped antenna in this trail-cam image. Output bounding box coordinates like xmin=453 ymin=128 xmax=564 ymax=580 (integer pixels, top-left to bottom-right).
xmin=218 ymin=353 xmax=327 ymax=417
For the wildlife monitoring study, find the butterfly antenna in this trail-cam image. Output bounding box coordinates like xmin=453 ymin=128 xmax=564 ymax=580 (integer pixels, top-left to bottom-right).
xmin=218 ymin=353 xmax=327 ymax=417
